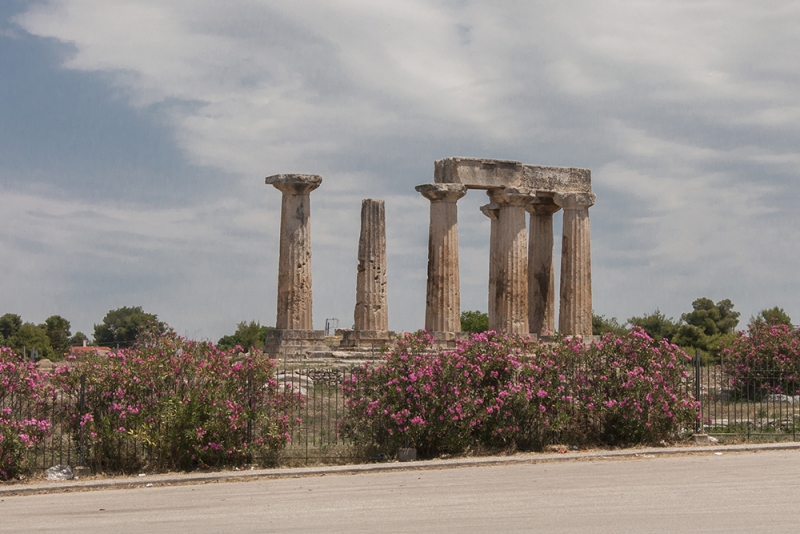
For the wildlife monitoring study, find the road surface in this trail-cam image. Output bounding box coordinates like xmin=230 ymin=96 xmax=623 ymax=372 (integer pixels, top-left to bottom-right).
xmin=2 ymin=449 xmax=800 ymax=533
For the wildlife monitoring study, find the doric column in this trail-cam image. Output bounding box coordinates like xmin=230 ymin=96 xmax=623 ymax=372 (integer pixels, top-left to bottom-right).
xmin=526 ymin=202 xmax=561 ymax=336
xmin=487 ymin=187 xmax=535 ymax=334
xmin=555 ymin=192 xmax=596 ymax=336
xmin=354 ymin=199 xmax=388 ymax=331
xmin=265 ymin=174 xmax=321 ymax=330
xmin=415 ymin=183 xmax=467 ymax=333
xmin=480 ymin=202 xmax=500 ymax=330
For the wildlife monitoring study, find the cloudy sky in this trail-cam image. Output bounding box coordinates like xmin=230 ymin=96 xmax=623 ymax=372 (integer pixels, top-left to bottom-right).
xmin=2 ymin=0 xmax=799 ymax=341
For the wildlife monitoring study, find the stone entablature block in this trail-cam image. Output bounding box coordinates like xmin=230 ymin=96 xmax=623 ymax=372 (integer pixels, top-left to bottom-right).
xmin=521 ymin=166 xmax=591 ymax=195
xmin=433 ymin=157 xmax=591 ymax=194
xmin=435 ymin=158 xmax=522 ymax=189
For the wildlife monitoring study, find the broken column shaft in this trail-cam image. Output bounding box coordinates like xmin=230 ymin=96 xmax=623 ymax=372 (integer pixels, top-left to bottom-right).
xmin=340 ymin=199 xmax=392 ymax=348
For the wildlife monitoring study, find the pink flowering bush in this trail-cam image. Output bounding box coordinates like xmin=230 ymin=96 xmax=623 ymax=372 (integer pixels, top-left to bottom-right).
xmin=571 ymin=329 xmax=698 ymax=444
xmin=724 ymin=322 xmax=800 ymax=397
xmin=54 ymin=328 xmax=300 ymax=472
xmin=0 ymin=347 xmax=53 ymax=480
xmin=342 ymin=328 xmax=698 ymax=457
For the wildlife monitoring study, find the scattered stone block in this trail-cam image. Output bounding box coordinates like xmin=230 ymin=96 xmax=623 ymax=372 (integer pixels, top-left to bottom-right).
xmin=397 ymin=448 xmax=417 ymax=462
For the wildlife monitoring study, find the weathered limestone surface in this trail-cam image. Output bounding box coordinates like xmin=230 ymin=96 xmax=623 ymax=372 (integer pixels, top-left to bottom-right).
xmin=340 ymin=199 xmax=392 ymax=348
xmin=521 ymin=165 xmax=592 ymax=194
xmin=354 ymin=199 xmax=388 ymax=331
xmin=416 ymin=183 xmax=467 ymax=333
xmin=434 ymin=157 xmax=591 ymax=194
xmin=435 ymin=157 xmax=523 ymax=189
xmin=527 ymin=201 xmax=561 ymax=335
xmin=555 ymin=192 xmax=595 ymax=336
xmin=266 ymin=174 xmax=320 ymax=330
xmin=487 ymin=187 xmax=535 ymax=334
xmin=264 ymin=329 xmax=326 ymax=356
xmin=480 ymin=202 xmax=500 ymax=330
xmin=264 ymin=174 xmax=326 ymax=355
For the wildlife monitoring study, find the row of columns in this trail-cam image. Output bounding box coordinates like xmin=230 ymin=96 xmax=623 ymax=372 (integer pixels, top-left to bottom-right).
xmin=264 ymin=173 xmax=595 ymax=354
xmin=265 ymin=175 xmax=391 ymax=353
xmin=416 ymin=183 xmax=595 ymax=337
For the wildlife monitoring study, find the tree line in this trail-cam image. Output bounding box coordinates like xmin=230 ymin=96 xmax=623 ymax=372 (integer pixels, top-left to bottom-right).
xmin=462 ymin=298 xmax=793 ymax=361
xmin=4 ymin=298 xmax=792 ymax=361
xmin=0 ymin=306 xmax=274 ymax=361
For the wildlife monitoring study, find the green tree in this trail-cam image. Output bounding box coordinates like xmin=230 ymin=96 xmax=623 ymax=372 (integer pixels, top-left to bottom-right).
xmin=627 ymin=309 xmax=678 ymax=342
xmin=217 ymin=321 xmax=273 ymax=351
xmin=749 ymin=306 xmax=793 ymax=327
xmin=8 ymin=323 xmax=54 ymax=360
xmin=460 ymin=310 xmax=489 ymax=334
xmin=41 ymin=315 xmax=72 ymax=357
xmin=94 ymin=306 xmax=163 ymax=348
xmin=592 ymin=312 xmax=627 ymax=336
xmin=0 ymin=313 xmax=22 ymax=341
xmin=680 ymin=297 xmax=740 ymax=337
xmin=672 ymin=297 xmax=740 ymax=358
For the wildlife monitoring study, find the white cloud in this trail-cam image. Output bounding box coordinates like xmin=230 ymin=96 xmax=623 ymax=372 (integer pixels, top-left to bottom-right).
xmin=5 ymin=0 xmax=800 ymax=336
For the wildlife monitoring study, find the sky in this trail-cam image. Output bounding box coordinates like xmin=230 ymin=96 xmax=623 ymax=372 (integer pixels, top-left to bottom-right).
xmin=1 ymin=0 xmax=799 ymax=341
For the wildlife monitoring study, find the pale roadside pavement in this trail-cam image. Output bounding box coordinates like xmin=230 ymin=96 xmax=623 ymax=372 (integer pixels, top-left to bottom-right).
xmin=2 ymin=444 xmax=800 ymax=533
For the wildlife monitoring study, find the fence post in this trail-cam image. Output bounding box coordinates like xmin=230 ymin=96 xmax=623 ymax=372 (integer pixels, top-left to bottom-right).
xmin=695 ymin=349 xmax=702 ymax=434
xmin=79 ymin=373 xmax=86 ymax=466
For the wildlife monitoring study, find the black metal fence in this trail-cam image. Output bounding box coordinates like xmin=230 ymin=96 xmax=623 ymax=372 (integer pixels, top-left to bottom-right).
xmin=4 ymin=356 xmax=800 ymax=473
xmin=696 ymin=351 xmax=800 ymax=440
xmin=275 ymin=366 xmax=358 ymax=464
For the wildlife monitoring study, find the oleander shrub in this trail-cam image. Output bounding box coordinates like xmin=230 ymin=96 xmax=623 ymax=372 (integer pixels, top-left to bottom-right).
xmin=54 ymin=328 xmax=300 ymax=472
xmin=724 ymin=322 xmax=800 ymax=397
xmin=570 ymin=328 xmax=698 ymax=445
xmin=342 ymin=328 xmax=698 ymax=457
xmin=0 ymin=347 xmax=52 ymax=480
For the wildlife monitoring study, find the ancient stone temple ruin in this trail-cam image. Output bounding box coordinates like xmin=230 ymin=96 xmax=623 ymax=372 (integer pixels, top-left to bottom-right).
xmin=417 ymin=157 xmax=595 ymax=340
xmin=263 ymin=157 xmax=595 ymax=357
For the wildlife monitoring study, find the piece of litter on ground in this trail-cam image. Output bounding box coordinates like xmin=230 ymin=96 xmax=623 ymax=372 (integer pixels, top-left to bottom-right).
xmin=138 ymin=473 xmax=146 ymax=477
xmin=146 ymin=483 xmax=153 ymax=487
xmin=714 ymin=452 xmax=723 ymax=456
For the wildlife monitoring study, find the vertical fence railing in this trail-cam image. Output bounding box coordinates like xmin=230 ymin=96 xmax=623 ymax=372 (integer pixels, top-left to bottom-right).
xmin=695 ymin=350 xmax=702 ymax=434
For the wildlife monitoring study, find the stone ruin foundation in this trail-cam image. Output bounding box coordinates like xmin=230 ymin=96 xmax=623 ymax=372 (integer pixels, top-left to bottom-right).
xmin=263 ymin=156 xmax=595 ymax=359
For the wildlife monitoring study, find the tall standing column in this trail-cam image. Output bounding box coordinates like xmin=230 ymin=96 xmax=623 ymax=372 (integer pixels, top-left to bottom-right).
xmin=339 ymin=199 xmax=393 ymax=348
xmin=527 ymin=202 xmax=561 ymax=336
xmin=480 ymin=202 xmax=500 ymax=330
xmin=415 ymin=183 xmax=467 ymax=333
xmin=265 ymin=174 xmax=321 ymax=330
xmin=488 ymin=187 xmax=535 ymax=334
xmin=555 ymin=192 xmax=595 ymax=336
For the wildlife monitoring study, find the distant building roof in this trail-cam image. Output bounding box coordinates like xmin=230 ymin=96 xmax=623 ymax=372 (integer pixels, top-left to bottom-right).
xmin=69 ymin=345 xmax=113 ymax=356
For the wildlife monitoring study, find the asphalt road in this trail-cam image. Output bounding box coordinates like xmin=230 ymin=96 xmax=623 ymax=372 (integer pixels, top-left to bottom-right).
xmin=2 ymin=449 xmax=800 ymax=533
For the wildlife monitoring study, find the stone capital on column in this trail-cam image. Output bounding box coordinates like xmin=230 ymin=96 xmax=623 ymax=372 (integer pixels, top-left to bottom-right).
xmin=488 ymin=187 xmax=536 ymax=207
xmin=480 ymin=202 xmax=500 ymax=220
xmin=266 ymin=174 xmax=322 ymax=195
xmin=526 ymin=201 xmax=561 ymax=217
xmin=554 ymin=192 xmax=595 ymax=210
xmin=416 ymin=183 xmax=467 ymax=203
